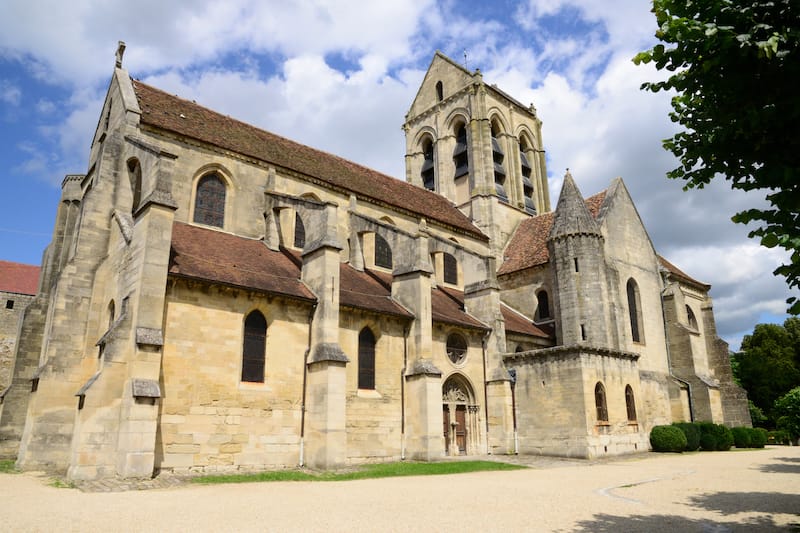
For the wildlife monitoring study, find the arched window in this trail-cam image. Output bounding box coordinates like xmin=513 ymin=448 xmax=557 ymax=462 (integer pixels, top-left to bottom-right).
xmin=358 ymin=327 xmax=376 ymax=390
xmin=453 ymin=123 xmax=469 ymax=179
xmin=536 ymin=290 xmax=550 ymax=320
xmin=127 ymin=159 xmax=142 ymax=214
xmin=436 ymin=81 xmax=444 ymax=102
xmin=443 ymin=252 xmax=458 ymax=285
xmin=242 ymin=310 xmax=267 ymax=383
xmin=625 ymin=385 xmax=637 ymax=422
xmin=421 ymin=138 xmax=435 ymax=191
xmin=626 ymin=279 xmax=643 ymax=343
xmin=374 ymin=234 xmax=392 ymax=269
xmin=194 ymin=174 xmax=226 ymax=228
xmin=595 ymin=382 xmax=608 ymax=422
xmin=446 ymin=333 xmax=468 ymax=365
xmin=686 ymin=305 xmax=698 ymax=330
xmin=108 ymin=300 xmax=116 ymax=329
xmin=491 ymin=121 xmax=507 ymax=201
xmin=294 ymin=212 xmax=306 ymax=249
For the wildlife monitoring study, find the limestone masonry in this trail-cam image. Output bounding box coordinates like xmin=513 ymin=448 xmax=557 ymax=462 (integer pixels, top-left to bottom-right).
xmin=0 ymin=47 xmax=750 ymax=480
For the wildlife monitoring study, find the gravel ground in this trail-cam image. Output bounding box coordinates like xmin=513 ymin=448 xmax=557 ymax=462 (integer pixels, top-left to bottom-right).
xmin=1 ymin=446 xmax=798 ymax=532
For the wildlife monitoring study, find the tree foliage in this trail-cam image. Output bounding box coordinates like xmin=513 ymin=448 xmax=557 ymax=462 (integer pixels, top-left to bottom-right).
xmin=634 ymin=0 xmax=800 ymax=313
xmin=733 ymin=318 xmax=800 ymax=422
xmin=774 ymin=386 xmax=800 ymax=441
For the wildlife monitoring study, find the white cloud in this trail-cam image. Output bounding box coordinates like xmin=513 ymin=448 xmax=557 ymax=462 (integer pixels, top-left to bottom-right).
xmin=0 ymin=81 xmax=21 ymax=105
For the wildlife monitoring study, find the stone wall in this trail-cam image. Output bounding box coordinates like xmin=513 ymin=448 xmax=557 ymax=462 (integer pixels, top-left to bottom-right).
xmin=0 ymin=292 xmax=35 ymax=390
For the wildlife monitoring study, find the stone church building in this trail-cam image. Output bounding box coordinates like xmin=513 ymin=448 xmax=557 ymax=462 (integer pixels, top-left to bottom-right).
xmin=0 ymin=48 xmax=749 ymax=480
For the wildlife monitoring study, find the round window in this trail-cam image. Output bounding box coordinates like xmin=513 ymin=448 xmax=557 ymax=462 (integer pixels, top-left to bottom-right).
xmin=446 ymin=333 xmax=468 ymax=365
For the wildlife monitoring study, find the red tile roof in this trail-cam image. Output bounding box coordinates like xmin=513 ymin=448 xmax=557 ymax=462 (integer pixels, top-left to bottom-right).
xmin=168 ymin=222 xmax=315 ymax=301
xmin=132 ymin=81 xmax=487 ymax=241
xmin=658 ymin=256 xmax=710 ymax=291
xmin=0 ymin=260 xmax=40 ymax=296
xmin=500 ymin=305 xmax=553 ymax=339
xmin=498 ymin=191 xmax=606 ymax=276
xmin=432 ymin=286 xmax=489 ymax=330
xmin=340 ymin=265 xmax=413 ymax=318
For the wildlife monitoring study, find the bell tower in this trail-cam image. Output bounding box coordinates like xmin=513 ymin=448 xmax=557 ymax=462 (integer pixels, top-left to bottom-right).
xmin=402 ymin=52 xmax=551 ymax=256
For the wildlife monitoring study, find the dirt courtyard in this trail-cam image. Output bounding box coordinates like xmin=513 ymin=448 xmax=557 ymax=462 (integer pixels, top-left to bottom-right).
xmin=1 ymin=446 xmax=798 ymax=532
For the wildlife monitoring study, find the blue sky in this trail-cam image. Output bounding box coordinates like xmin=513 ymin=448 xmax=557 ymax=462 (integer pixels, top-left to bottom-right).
xmin=0 ymin=0 xmax=795 ymax=348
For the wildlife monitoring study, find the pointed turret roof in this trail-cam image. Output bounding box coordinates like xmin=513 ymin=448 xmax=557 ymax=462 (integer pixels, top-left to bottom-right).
xmin=548 ymin=170 xmax=601 ymax=241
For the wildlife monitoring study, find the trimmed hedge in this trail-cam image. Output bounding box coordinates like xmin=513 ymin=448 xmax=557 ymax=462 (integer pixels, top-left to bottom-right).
xmin=750 ymin=427 xmax=768 ymax=448
xmin=696 ymin=422 xmax=734 ymax=451
xmin=731 ymin=427 xmax=752 ymax=448
xmin=672 ymin=422 xmax=700 ymax=451
xmin=650 ymin=425 xmax=687 ymax=452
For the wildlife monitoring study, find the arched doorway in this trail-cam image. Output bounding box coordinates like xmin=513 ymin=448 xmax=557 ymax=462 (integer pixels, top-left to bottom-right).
xmin=442 ymin=374 xmax=479 ymax=456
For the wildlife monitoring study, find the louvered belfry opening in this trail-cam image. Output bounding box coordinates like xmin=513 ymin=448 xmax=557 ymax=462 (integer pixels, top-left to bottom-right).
xmin=491 ymin=123 xmax=507 ymax=201
xmin=453 ymin=124 xmax=469 ymax=179
xmin=520 ymin=143 xmax=536 ymax=214
xmin=421 ymin=138 xmax=435 ymax=191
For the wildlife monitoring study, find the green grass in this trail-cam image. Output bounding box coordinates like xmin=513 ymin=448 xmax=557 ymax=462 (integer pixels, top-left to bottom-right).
xmin=0 ymin=460 xmax=17 ymax=473
xmin=192 ymin=460 xmax=525 ymax=485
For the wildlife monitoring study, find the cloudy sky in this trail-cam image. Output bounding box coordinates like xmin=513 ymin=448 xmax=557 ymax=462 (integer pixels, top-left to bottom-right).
xmin=0 ymin=0 xmax=795 ymax=349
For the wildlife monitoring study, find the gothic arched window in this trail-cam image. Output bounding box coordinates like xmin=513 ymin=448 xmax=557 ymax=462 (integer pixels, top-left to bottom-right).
xmin=443 ymin=252 xmax=458 ymax=285
xmin=686 ymin=305 xmax=699 ymax=330
xmin=127 ymin=159 xmax=142 ymax=214
xmin=595 ymin=382 xmax=608 ymax=422
xmin=625 ymin=385 xmax=637 ymax=422
xmin=294 ymin=212 xmax=306 ymax=249
xmin=374 ymin=234 xmax=392 ymax=269
xmin=453 ymin=123 xmax=469 ymax=179
xmin=627 ymin=278 xmax=643 ymax=343
xmin=358 ymin=327 xmax=376 ymax=390
xmin=421 ymin=138 xmax=435 ymax=191
xmin=536 ymin=290 xmax=551 ymax=320
xmin=193 ymin=174 xmax=226 ymax=228
xmin=242 ymin=310 xmax=267 ymax=383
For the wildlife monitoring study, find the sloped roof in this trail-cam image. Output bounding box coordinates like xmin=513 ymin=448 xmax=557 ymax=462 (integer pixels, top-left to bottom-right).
xmin=500 ymin=304 xmax=553 ymax=339
xmin=658 ymin=256 xmax=711 ymax=291
xmin=0 ymin=260 xmax=40 ymax=296
xmin=132 ymin=80 xmax=487 ymax=241
xmin=339 ymin=265 xmax=413 ymax=318
xmin=168 ymin=222 xmax=315 ymax=302
xmin=499 ymin=191 xmax=606 ymax=276
xmin=431 ymin=286 xmax=489 ymax=330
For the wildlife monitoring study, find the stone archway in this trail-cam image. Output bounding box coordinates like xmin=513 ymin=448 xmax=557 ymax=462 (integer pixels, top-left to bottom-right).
xmin=442 ymin=374 xmax=479 ymax=456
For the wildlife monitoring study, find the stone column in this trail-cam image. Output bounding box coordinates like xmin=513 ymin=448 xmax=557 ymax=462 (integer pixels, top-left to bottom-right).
xmin=301 ymin=202 xmax=349 ymax=469
xmin=404 ymin=360 xmax=443 ymax=460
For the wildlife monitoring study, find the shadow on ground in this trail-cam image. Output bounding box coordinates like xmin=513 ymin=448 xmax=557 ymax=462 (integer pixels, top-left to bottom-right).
xmin=571 ymin=513 xmax=790 ymax=532
xmin=573 ymin=489 xmax=800 ymax=531
xmin=758 ymin=456 xmax=800 ymax=474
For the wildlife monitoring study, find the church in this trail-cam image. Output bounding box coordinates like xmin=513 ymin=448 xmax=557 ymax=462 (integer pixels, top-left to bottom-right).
xmin=0 ymin=46 xmax=750 ymax=480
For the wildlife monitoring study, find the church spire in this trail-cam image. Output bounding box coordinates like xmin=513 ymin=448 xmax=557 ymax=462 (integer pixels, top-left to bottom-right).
xmin=548 ymin=169 xmax=600 ymax=241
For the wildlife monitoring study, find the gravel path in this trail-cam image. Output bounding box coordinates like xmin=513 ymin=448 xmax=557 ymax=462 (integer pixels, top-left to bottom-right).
xmin=1 ymin=446 xmax=798 ymax=532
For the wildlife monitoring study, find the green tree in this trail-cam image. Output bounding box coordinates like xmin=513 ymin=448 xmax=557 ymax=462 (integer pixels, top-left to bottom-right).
xmin=734 ymin=320 xmax=800 ymax=421
xmin=774 ymin=386 xmax=800 ymax=443
xmin=634 ymin=1 xmax=800 ymax=313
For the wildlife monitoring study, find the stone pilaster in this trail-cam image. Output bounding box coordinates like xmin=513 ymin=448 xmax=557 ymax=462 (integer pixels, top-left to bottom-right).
xmin=404 ymin=360 xmax=443 ymax=460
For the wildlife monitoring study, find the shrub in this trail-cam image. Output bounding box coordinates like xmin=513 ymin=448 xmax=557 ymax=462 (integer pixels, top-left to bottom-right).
xmin=650 ymin=425 xmax=687 ymax=452
xmin=768 ymin=430 xmax=791 ymax=445
xmin=713 ymin=424 xmax=734 ymax=451
xmin=749 ymin=427 xmax=768 ymax=448
xmin=732 ymin=427 xmax=752 ymax=448
xmin=696 ymin=422 xmax=733 ymax=451
xmin=699 ymin=433 xmax=717 ymax=451
xmin=672 ymin=422 xmax=700 ymax=451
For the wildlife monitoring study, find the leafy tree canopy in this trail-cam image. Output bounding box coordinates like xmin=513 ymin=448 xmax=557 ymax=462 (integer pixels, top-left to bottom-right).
xmin=733 ymin=318 xmax=800 ymax=419
xmin=634 ymin=0 xmax=800 ymax=313
xmin=774 ymin=386 xmax=800 ymax=440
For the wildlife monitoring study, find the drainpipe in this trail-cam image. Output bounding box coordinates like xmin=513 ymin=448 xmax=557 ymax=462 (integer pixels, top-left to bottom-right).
xmin=660 ymin=274 xmax=694 ymax=422
xmin=481 ymin=329 xmax=491 ymax=455
xmin=400 ymin=323 xmax=409 ymax=460
xmin=299 ymin=302 xmax=317 ymax=467
xmin=508 ymin=368 xmax=518 ymax=454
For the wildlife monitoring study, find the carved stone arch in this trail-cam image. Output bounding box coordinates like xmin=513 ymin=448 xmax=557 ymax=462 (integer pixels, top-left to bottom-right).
xmin=515 ymin=125 xmax=539 ymax=150
xmin=413 ymin=126 xmax=438 ymax=149
xmin=442 ymin=372 xmax=476 ymax=404
xmin=444 ymin=109 xmax=471 ymax=132
xmin=427 ymin=237 xmax=488 ymax=286
xmin=487 ymin=110 xmax=511 ymax=135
